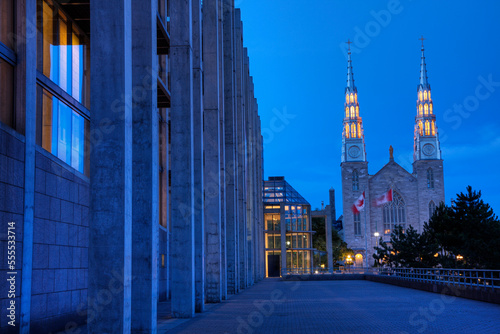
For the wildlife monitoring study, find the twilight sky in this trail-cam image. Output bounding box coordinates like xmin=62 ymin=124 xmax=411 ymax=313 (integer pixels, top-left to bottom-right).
xmin=239 ymin=0 xmax=500 ymax=215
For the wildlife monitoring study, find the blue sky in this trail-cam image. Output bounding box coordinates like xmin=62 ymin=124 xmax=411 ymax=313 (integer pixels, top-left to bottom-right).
xmin=239 ymin=0 xmax=500 ymax=215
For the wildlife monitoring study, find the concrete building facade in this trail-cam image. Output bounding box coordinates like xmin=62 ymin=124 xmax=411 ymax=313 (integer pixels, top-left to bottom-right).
xmin=0 ymin=0 xmax=264 ymax=332
xmin=340 ymin=42 xmax=445 ymax=268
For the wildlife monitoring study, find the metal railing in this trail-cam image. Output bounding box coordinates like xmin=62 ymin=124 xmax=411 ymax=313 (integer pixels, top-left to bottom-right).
xmin=282 ymin=267 xmax=377 ymax=275
xmin=381 ymin=268 xmax=500 ymax=290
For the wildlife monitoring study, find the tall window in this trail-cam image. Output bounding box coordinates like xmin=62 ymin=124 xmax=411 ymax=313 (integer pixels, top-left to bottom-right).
xmin=424 ymin=104 xmax=428 ymax=115
xmin=345 ymin=124 xmax=349 ymax=138
xmin=352 ymin=170 xmax=359 ymax=191
xmin=419 ymin=104 xmax=423 ymax=116
xmin=36 ymin=0 xmax=90 ymax=175
xmin=383 ymin=191 xmax=406 ymax=234
xmin=424 ymin=90 xmax=428 ymax=100
xmin=425 ymin=121 xmax=430 ymax=136
xmin=429 ymin=201 xmax=436 ymax=218
xmin=427 ymin=168 xmax=434 ymax=188
xmin=350 ymin=106 xmax=354 ymax=118
xmin=345 ymin=107 xmax=349 ymax=118
xmin=350 ymin=93 xmax=354 ymax=103
xmin=418 ymin=120 xmax=423 ymax=136
xmin=354 ymin=212 xmax=361 ymax=236
xmin=431 ymin=121 xmax=436 ymax=136
xmin=0 ymin=0 xmax=16 ymax=130
xmin=419 ymin=91 xmax=423 ymax=101
xmin=345 ymin=94 xmax=349 ymax=104
xmin=430 ymin=103 xmax=433 ymax=114
xmin=356 ymin=106 xmax=359 ymax=117
xmin=350 ymin=123 xmax=356 ymax=138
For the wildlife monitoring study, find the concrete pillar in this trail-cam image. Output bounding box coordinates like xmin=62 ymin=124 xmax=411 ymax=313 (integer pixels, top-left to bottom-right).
xmin=243 ymin=49 xmax=253 ymax=286
xmin=326 ymin=189 xmax=335 ymax=273
xmin=19 ymin=0 xmax=37 ymax=332
xmin=218 ymin=0 xmax=228 ymax=301
xmin=170 ymin=0 xmax=196 ymax=318
xmin=192 ymin=0 xmax=205 ymax=313
xmin=131 ymin=0 xmax=158 ymax=332
xmin=222 ymin=0 xmax=238 ymax=295
xmin=203 ymin=0 xmax=223 ymax=303
xmin=280 ymin=204 xmax=287 ymax=276
xmin=234 ymin=10 xmax=247 ymax=290
xmin=89 ymin=0 xmax=133 ymax=332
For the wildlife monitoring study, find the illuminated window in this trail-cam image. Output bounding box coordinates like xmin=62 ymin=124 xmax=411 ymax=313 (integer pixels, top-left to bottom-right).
xmin=419 ymin=104 xmax=423 ymax=116
xmin=424 ymin=104 xmax=428 ymax=115
xmin=424 ymin=90 xmax=428 ymax=100
xmin=429 ymin=91 xmax=431 ymax=100
xmin=383 ymin=191 xmax=406 ymax=234
xmin=418 ymin=121 xmax=423 ymax=136
xmin=429 ymin=201 xmax=436 ymax=218
xmin=345 ymin=124 xmax=350 ymax=138
xmin=431 ymin=121 xmax=436 ymax=136
xmin=430 ymin=103 xmax=433 ymax=114
xmin=356 ymin=106 xmax=359 ymax=117
xmin=37 ymin=0 xmax=90 ymax=107
xmin=350 ymin=106 xmax=354 ymax=118
xmin=424 ymin=121 xmax=430 ymax=136
xmin=36 ymin=86 xmax=89 ymax=175
xmin=345 ymin=107 xmax=349 ymax=118
xmin=427 ymin=168 xmax=434 ymax=188
xmin=351 ymin=123 xmax=356 ymax=138
xmin=350 ymin=93 xmax=354 ymax=103
xmin=354 ymin=212 xmax=361 ymax=235
xmin=346 ymin=94 xmax=349 ymax=104
xmin=357 ymin=123 xmax=361 ymax=138
xmin=161 ymin=254 xmax=165 ymax=267
xmin=355 ymin=93 xmax=358 ymax=103
xmin=419 ymin=91 xmax=423 ymax=101
xmin=352 ymin=170 xmax=359 ymax=191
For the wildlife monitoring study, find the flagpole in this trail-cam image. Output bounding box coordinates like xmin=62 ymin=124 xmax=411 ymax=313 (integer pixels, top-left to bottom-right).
xmin=364 ymin=196 xmax=368 ymax=269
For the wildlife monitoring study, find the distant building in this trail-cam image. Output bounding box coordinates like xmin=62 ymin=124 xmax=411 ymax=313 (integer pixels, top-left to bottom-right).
xmin=263 ymin=177 xmax=316 ymax=276
xmin=340 ymin=41 xmax=445 ymax=267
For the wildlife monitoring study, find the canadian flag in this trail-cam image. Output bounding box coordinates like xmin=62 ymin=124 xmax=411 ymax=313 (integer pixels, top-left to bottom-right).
xmin=374 ymin=189 xmax=393 ymax=207
xmin=351 ymin=191 xmax=365 ymax=214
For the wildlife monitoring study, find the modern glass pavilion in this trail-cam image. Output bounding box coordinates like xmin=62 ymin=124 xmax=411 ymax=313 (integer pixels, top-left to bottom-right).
xmin=263 ymin=177 xmax=316 ymax=277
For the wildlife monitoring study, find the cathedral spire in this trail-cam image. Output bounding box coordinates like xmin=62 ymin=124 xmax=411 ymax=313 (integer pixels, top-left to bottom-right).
xmin=414 ymin=38 xmax=441 ymax=162
xmin=418 ymin=36 xmax=430 ymax=90
xmin=342 ymin=42 xmax=366 ymax=163
xmin=346 ymin=39 xmax=356 ymax=92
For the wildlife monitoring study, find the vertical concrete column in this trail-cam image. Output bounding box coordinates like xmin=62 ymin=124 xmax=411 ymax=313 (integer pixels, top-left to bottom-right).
xmin=218 ymin=0 xmax=228 ymax=300
xmin=234 ymin=10 xmax=247 ymax=290
xmin=280 ymin=204 xmax=287 ymax=276
xmin=192 ymin=0 xmax=205 ymax=313
xmin=222 ymin=0 xmax=238 ymax=295
xmin=326 ymin=189 xmax=335 ymax=273
xmin=258 ymin=119 xmax=265 ymax=280
xmin=19 ymin=0 xmax=37 ymax=332
xmin=170 ymin=0 xmax=196 ymax=318
xmin=89 ymin=0 xmax=133 ymax=332
xmin=243 ymin=50 xmax=253 ymax=286
xmin=203 ymin=0 xmax=223 ymax=303
xmin=131 ymin=0 xmax=158 ymax=332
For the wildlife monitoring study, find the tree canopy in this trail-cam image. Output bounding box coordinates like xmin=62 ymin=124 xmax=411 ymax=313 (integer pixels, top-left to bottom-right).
xmin=373 ymin=186 xmax=500 ymax=269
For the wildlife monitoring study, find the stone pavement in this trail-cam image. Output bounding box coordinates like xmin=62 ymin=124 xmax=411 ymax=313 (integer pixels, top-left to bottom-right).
xmin=159 ymin=278 xmax=500 ymax=334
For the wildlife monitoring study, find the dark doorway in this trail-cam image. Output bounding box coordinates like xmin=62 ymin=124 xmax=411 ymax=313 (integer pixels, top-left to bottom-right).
xmin=267 ymin=254 xmax=280 ymax=277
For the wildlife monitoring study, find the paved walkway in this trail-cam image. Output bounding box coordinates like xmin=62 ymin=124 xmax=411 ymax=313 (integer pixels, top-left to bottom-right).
xmin=159 ymin=278 xmax=500 ymax=334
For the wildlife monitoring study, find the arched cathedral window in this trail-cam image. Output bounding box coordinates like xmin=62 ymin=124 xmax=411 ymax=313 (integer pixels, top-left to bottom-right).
xmin=429 ymin=201 xmax=436 ymax=218
xmin=345 ymin=107 xmax=349 ymax=118
xmin=346 ymin=94 xmax=349 ymax=104
xmin=419 ymin=104 xmax=423 ymax=116
xmin=419 ymin=91 xmax=423 ymax=101
xmin=352 ymin=170 xmax=359 ymax=191
xmin=345 ymin=124 xmax=350 ymax=138
xmin=424 ymin=104 xmax=428 ymax=115
xmin=350 ymin=93 xmax=354 ymax=103
xmin=350 ymin=106 xmax=355 ymax=118
xmin=354 ymin=212 xmax=361 ymax=235
xmin=356 ymin=106 xmax=359 ymax=117
xmin=351 ymin=123 xmax=357 ymax=138
xmin=424 ymin=90 xmax=428 ymax=100
xmin=427 ymin=168 xmax=434 ymax=188
xmin=425 ymin=121 xmax=430 ymax=136
xmin=383 ymin=191 xmax=406 ymax=234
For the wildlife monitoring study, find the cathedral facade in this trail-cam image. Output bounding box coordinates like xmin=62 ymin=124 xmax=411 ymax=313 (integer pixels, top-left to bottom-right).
xmin=341 ymin=41 xmax=445 ymax=267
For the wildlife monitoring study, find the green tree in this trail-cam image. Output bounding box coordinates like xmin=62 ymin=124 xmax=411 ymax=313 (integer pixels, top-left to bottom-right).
xmin=424 ymin=186 xmax=500 ymax=269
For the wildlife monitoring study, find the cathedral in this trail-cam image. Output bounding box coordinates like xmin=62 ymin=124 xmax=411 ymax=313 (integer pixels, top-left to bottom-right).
xmin=341 ymin=40 xmax=445 ymax=267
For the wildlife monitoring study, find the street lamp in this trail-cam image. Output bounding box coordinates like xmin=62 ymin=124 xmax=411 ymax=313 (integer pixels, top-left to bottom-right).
xmin=374 ymin=232 xmax=380 ymax=248
xmin=345 ymin=255 xmax=353 ymax=273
